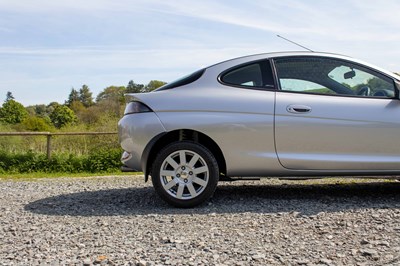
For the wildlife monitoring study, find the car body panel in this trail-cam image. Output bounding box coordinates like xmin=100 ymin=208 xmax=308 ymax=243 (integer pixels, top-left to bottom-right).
xmin=118 ymin=51 xmax=400 ymax=179
xmin=275 ymin=92 xmax=400 ymax=170
xmin=118 ymin=112 xmax=166 ymax=171
xmin=135 ymin=81 xmax=280 ymax=176
xmin=119 ymin=87 xmax=279 ymax=175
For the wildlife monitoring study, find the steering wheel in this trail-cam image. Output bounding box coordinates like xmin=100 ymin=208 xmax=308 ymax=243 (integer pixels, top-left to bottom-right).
xmin=358 ymin=86 xmax=371 ymax=96
xmin=373 ymin=89 xmax=394 ymax=98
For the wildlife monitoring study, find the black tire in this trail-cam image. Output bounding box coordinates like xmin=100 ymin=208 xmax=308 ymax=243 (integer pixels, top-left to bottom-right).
xmin=151 ymin=141 xmax=219 ymax=208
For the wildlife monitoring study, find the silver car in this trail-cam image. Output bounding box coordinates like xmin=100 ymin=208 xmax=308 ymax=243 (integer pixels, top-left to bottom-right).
xmin=118 ymin=52 xmax=400 ymax=207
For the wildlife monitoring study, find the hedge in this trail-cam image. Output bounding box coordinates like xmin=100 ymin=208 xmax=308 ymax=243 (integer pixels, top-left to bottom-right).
xmin=0 ymin=148 xmax=122 ymax=174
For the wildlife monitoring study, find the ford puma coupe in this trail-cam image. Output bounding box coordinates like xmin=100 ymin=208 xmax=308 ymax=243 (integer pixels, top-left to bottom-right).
xmin=118 ymin=52 xmax=400 ymax=207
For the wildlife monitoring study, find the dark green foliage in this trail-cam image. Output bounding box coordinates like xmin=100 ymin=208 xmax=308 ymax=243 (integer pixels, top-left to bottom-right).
xmin=66 ymin=88 xmax=80 ymax=106
xmin=50 ymin=105 xmax=77 ymax=128
xmin=95 ymin=86 xmax=127 ymax=117
xmin=0 ymin=80 xmax=164 ymax=174
xmin=145 ymin=80 xmax=166 ymax=91
xmin=47 ymin=102 xmax=60 ymax=113
xmin=20 ymin=116 xmax=53 ymax=132
xmin=86 ymin=149 xmax=122 ymax=172
xmin=0 ymin=99 xmax=28 ymax=124
xmin=96 ymin=86 xmax=126 ymax=103
xmin=126 ymin=80 xmax=144 ymax=93
xmin=79 ymin=85 xmax=94 ymax=107
xmin=34 ymin=105 xmax=48 ymax=116
xmin=126 ymin=80 xmax=166 ymax=93
xmin=6 ymin=91 xmax=14 ymax=101
xmin=65 ymin=86 xmax=94 ymax=108
xmin=343 ymin=77 xmax=392 ymax=95
xmin=366 ymin=77 xmax=389 ymax=91
xmin=0 ymin=148 xmax=122 ymax=174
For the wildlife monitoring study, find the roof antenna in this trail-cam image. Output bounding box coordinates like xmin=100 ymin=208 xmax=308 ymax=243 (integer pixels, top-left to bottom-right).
xmin=277 ymin=35 xmax=314 ymax=52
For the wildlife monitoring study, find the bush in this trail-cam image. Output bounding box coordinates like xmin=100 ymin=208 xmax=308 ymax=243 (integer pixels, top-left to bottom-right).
xmin=20 ymin=116 xmax=54 ymax=132
xmin=86 ymin=149 xmax=123 ymax=172
xmin=50 ymin=105 xmax=77 ymax=128
xmin=0 ymin=99 xmax=28 ymax=124
xmin=0 ymin=148 xmax=122 ymax=174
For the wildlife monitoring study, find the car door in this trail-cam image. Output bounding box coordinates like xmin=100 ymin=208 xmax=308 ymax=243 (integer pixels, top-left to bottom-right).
xmin=273 ymin=56 xmax=400 ymax=171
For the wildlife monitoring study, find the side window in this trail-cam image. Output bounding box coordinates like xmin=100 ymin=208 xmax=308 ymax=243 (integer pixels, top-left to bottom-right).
xmin=222 ymin=63 xmax=262 ymax=87
xmin=279 ymin=79 xmax=336 ymax=95
xmin=274 ymin=57 xmax=396 ymax=98
xmin=221 ymin=61 xmax=275 ymax=88
xmin=328 ymin=65 xmax=395 ymax=98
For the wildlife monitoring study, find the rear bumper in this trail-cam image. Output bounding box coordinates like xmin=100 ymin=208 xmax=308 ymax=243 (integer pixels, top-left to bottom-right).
xmin=118 ymin=112 xmax=166 ymax=172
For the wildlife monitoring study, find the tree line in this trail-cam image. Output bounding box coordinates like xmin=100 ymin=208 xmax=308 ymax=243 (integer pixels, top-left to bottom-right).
xmin=0 ymin=79 xmax=166 ymax=131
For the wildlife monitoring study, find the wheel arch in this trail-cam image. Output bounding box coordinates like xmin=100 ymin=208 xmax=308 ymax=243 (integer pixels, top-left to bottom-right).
xmin=142 ymin=129 xmax=227 ymax=181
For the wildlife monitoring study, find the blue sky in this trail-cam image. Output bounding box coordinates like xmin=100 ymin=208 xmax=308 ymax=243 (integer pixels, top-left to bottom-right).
xmin=0 ymin=0 xmax=399 ymax=106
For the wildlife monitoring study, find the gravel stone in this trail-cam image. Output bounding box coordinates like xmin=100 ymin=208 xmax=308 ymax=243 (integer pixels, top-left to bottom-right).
xmin=1 ymin=176 xmax=400 ymax=265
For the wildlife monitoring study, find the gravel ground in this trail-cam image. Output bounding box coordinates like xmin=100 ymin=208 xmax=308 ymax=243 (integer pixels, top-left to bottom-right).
xmin=1 ymin=175 xmax=400 ymax=266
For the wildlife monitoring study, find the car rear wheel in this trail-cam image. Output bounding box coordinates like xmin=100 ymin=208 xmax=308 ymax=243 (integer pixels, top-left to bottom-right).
xmin=151 ymin=141 xmax=219 ymax=208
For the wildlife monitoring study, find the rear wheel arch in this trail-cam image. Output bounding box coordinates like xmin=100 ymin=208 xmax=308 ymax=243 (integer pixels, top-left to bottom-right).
xmin=143 ymin=129 xmax=226 ymax=181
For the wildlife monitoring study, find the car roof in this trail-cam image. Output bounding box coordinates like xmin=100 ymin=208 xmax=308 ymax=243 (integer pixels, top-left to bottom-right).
xmin=206 ymin=51 xmax=399 ymax=81
xmin=209 ymin=51 xmax=349 ymax=66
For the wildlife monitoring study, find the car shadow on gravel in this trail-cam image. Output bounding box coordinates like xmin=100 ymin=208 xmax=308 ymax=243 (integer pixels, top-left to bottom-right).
xmin=25 ymin=180 xmax=400 ymax=216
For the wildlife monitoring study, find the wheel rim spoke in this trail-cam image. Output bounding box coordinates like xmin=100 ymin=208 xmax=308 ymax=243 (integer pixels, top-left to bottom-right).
xmin=179 ymin=151 xmax=186 ymax=165
xmin=160 ymin=170 xmax=175 ymax=177
xmin=163 ymin=179 xmax=177 ymax=190
xmin=176 ymin=184 xmax=184 ymax=199
xmin=193 ymin=166 xmax=208 ymax=175
xmin=192 ymin=177 xmax=207 ymax=186
xmin=166 ymin=156 xmax=179 ymax=169
xmin=188 ymin=154 xmax=200 ymax=168
xmin=186 ymin=183 xmax=197 ymax=198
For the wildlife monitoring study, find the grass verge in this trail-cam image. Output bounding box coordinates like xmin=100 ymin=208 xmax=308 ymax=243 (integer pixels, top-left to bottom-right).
xmin=0 ymin=171 xmax=142 ymax=180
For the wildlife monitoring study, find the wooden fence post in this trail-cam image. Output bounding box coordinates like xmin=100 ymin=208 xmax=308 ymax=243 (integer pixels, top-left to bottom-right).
xmin=46 ymin=134 xmax=52 ymax=160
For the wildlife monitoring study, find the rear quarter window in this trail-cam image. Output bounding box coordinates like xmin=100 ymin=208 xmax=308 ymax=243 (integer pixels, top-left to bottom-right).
xmin=155 ymin=69 xmax=205 ymax=91
xmin=222 ymin=63 xmax=263 ymax=87
xmin=220 ymin=60 xmax=275 ymax=89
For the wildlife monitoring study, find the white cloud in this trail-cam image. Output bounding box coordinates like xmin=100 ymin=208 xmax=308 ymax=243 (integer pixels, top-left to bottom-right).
xmin=0 ymin=0 xmax=124 ymax=13
xmin=139 ymin=0 xmax=400 ymax=42
xmin=1 ymin=0 xmax=400 ymax=105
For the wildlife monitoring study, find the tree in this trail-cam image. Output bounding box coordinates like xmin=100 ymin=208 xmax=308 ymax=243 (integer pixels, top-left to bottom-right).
xmin=96 ymin=86 xmax=126 ymax=103
xmin=66 ymin=88 xmax=80 ymax=106
xmin=79 ymin=85 xmax=94 ymax=107
xmin=77 ymin=105 xmax=101 ymax=125
xmin=34 ymin=104 xmax=49 ymax=117
xmin=96 ymin=86 xmax=127 ymax=117
xmin=69 ymin=100 xmax=86 ymax=114
xmin=145 ymin=80 xmax=166 ymax=92
xmin=0 ymin=99 xmax=28 ymax=124
xmin=367 ymin=77 xmax=389 ymax=91
xmin=50 ymin=105 xmax=77 ymax=128
xmin=126 ymin=80 xmax=145 ymax=93
xmin=46 ymin=102 xmax=60 ymax=115
xmin=5 ymin=91 xmax=14 ymax=102
xmin=25 ymin=104 xmax=51 ymax=118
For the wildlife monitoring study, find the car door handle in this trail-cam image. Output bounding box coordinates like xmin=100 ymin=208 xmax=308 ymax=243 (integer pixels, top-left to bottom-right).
xmin=286 ymin=105 xmax=312 ymax=114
